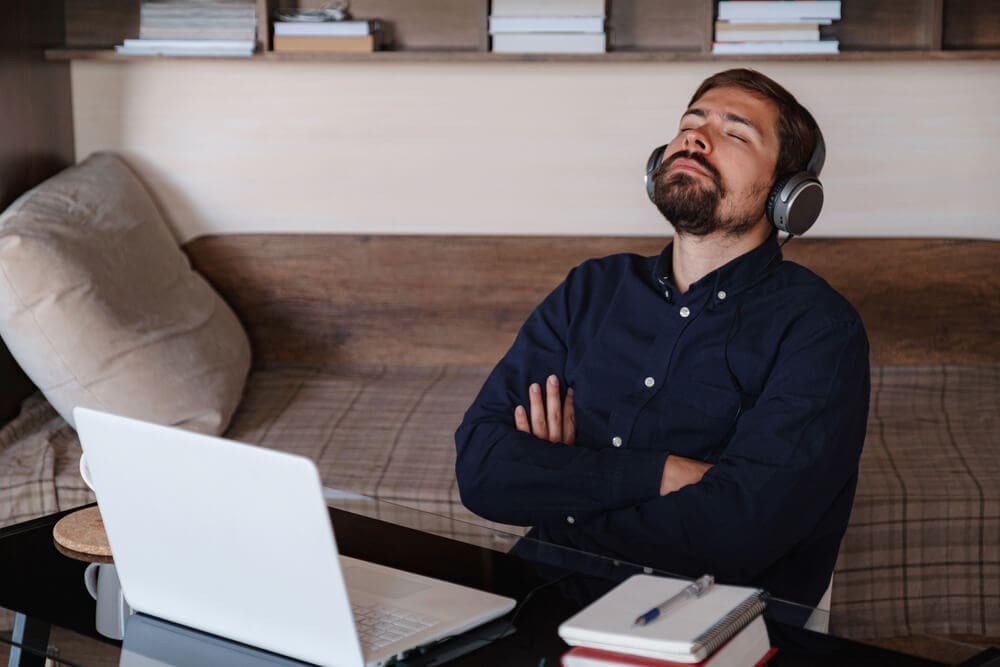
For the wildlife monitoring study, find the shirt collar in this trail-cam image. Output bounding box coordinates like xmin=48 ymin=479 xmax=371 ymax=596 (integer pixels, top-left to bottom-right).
xmin=652 ymin=231 xmax=783 ymax=300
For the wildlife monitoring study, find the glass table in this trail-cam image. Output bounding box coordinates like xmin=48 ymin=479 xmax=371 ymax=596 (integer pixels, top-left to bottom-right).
xmin=0 ymin=493 xmax=994 ymax=666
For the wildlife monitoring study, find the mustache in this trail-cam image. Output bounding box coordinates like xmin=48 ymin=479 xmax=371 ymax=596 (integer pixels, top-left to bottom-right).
xmin=657 ymin=151 xmax=723 ymax=190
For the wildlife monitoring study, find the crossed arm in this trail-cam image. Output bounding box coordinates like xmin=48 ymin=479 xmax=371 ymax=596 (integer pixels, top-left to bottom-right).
xmin=514 ymin=374 xmax=713 ymax=496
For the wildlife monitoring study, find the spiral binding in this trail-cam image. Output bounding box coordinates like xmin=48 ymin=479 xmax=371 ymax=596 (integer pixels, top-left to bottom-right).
xmin=690 ymin=592 xmax=767 ymax=658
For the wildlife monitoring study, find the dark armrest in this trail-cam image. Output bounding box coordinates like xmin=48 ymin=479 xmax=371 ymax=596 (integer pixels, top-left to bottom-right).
xmin=0 ymin=337 xmax=35 ymax=426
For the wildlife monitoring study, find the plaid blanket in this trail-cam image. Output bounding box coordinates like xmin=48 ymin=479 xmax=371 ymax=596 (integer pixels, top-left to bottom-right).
xmin=1 ymin=364 xmax=997 ymax=639
xmin=833 ymin=364 xmax=1000 ymax=638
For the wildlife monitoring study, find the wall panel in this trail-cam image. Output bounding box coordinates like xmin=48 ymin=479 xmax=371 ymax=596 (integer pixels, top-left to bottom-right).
xmin=70 ymin=60 xmax=999 ymax=242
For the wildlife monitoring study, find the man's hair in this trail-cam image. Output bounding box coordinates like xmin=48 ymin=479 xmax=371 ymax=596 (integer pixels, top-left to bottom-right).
xmin=689 ymin=69 xmax=819 ymax=179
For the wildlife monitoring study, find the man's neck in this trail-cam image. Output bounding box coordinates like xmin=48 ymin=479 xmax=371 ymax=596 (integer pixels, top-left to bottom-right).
xmin=671 ymin=221 xmax=771 ymax=294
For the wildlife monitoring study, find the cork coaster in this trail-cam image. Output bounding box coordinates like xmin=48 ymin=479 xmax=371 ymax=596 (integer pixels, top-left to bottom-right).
xmin=53 ymin=506 xmax=113 ymax=562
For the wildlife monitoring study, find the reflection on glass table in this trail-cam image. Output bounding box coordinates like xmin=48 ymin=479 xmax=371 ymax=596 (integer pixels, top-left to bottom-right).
xmin=0 ymin=492 xmax=996 ymax=666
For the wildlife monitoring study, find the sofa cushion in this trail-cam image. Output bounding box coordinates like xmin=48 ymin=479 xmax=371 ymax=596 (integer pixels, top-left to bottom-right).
xmin=833 ymin=363 xmax=1000 ymax=639
xmin=223 ymin=364 xmax=520 ymax=543
xmin=0 ymin=152 xmax=250 ymax=434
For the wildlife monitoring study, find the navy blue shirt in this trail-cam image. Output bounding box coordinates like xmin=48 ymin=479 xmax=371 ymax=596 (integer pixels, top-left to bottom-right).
xmin=455 ymin=233 xmax=869 ymax=607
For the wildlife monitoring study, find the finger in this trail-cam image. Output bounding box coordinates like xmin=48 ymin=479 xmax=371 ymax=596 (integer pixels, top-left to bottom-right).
xmin=546 ymin=375 xmax=562 ymax=443
xmin=529 ymin=383 xmax=548 ymax=440
xmin=514 ymin=405 xmax=530 ymax=433
xmin=563 ymin=388 xmax=576 ymax=446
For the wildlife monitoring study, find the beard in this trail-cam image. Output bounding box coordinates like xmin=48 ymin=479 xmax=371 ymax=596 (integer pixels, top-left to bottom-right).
xmin=652 ymin=151 xmax=762 ymax=238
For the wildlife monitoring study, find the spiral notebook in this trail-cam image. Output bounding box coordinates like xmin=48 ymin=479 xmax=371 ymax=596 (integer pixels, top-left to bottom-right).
xmin=558 ymin=574 xmax=767 ymax=663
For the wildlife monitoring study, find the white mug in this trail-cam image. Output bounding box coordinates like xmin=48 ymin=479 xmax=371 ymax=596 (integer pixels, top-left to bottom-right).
xmin=79 ymin=453 xmax=133 ymax=638
xmin=84 ymin=563 xmax=134 ymax=640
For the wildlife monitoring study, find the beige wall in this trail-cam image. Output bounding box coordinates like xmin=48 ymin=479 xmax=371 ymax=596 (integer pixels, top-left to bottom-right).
xmin=72 ymin=59 xmax=999 ymax=243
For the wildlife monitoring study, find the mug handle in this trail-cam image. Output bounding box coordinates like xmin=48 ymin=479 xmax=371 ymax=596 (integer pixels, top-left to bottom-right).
xmin=84 ymin=562 xmax=99 ymax=600
xmin=79 ymin=453 xmax=95 ymax=492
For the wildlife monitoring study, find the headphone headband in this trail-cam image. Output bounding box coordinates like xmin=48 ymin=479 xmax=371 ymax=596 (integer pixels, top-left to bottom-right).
xmin=805 ymin=124 xmax=826 ymax=176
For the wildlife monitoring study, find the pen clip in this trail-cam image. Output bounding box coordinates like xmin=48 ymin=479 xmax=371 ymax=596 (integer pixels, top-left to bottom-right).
xmin=692 ymin=574 xmax=715 ymax=596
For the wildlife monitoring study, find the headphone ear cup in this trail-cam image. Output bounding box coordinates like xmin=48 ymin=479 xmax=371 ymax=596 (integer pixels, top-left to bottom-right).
xmin=767 ymin=172 xmax=823 ymax=236
xmin=766 ymin=173 xmax=794 ymax=231
xmin=645 ymin=145 xmax=668 ymax=203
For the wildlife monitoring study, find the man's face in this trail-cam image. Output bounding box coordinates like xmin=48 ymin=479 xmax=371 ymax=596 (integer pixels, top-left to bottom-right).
xmin=652 ymin=86 xmax=781 ymax=238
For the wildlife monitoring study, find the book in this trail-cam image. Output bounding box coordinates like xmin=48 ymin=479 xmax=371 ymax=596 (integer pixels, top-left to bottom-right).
xmin=491 ymin=32 xmax=606 ymax=54
xmin=490 ymin=0 xmax=607 ymax=18
xmin=139 ymin=26 xmax=258 ymax=41
xmin=562 ymin=620 xmax=775 ymax=665
xmin=488 ymin=16 xmax=605 ymax=34
xmin=272 ymin=35 xmax=379 ymax=53
xmin=558 ymin=575 xmax=766 ymax=663
xmin=137 ymin=0 xmax=256 ymax=42
xmin=717 ymin=1 xmax=841 ymax=22
xmin=723 ymin=18 xmax=832 ymax=25
xmin=714 ymin=22 xmax=820 ymax=42
xmin=115 ymin=38 xmax=255 ymax=56
xmin=711 ymin=39 xmax=839 ymax=55
xmin=273 ymin=20 xmax=380 ymax=37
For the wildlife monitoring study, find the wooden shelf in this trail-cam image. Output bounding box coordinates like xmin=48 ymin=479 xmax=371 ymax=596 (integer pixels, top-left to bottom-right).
xmin=45 ymin=47 xmax=1000 ymax=64
xmin=55 ymin=0 xmax=1000 ymax=64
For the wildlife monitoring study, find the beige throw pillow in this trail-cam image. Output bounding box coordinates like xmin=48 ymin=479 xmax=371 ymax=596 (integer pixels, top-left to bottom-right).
xmin=0 ymin=152 xmax=250 ymax=434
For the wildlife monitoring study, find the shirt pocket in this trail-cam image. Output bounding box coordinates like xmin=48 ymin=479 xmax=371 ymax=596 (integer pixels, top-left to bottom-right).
xmin=643 ymin=381 xmax=742 ymax=461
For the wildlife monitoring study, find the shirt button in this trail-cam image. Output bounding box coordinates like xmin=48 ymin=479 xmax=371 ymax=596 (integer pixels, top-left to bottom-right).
xmin=611 ymin=436 xmax=623 ymax=447
xmin=664 ymin=289 xmax=671 ymax=300
xmin=566 ymin=515 xmax=576 ymax=524
xmin=644 ymin=376 xmax=655 ymax=388
xmin=717 ymin=290 xmax=727 ymax=300
xmin=679 ymin=306 xmax=691 ymax=318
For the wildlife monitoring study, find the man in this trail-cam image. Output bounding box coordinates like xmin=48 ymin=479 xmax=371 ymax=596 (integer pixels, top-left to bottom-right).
xmin=454 ymin=69 xmax=869 ymax=608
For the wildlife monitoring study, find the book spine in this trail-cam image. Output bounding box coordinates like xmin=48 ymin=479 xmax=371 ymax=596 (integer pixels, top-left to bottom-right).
xmin=273 ymin=21 xmax=376 ymax=37
xmin=488 ymin=16 xmax=605 ymax=34
xmin=491 ymin=32 xmax=606 ymax=54
xmin=272 ymin=35 xmax=377 ymax=53
xmin=718 ymin=1 xmax=841 ymax=21
xmin=489 ymin=0 xmax=606 ymax=18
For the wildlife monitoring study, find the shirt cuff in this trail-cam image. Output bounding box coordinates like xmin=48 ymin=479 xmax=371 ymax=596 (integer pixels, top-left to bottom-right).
xmin=609 ymin=448 xmax=670 ymax=507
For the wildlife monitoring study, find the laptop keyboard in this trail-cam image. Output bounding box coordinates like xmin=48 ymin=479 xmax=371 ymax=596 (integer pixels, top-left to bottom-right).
xmin=351 ymin=602 xmax=439 ymax=650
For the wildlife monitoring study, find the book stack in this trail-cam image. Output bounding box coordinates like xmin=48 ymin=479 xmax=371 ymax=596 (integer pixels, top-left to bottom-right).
xmin=272 ymin=19 xmax=384 ymax=53
xmin=489 ymin=0 xmax=606 ymax=55
xmin=115 ymin=0 xmax=256 ymax=57
xmin=558 ymin=575 xmax=775 ymax=667
xmin=713 ymin=1 xmax=841 ymax=55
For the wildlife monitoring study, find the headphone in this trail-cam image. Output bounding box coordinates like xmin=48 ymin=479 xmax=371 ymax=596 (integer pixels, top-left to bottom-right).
xmin=644 ymin=124 xmax=826 ymax=236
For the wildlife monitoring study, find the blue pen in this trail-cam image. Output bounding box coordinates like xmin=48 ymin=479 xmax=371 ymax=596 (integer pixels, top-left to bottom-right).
xmin=633 ymin=574 xmax=715 ymax=626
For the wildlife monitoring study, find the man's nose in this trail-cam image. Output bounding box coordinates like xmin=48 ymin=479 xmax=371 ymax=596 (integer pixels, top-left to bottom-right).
xmin=683 ymin=128 xmax=710 ymax=154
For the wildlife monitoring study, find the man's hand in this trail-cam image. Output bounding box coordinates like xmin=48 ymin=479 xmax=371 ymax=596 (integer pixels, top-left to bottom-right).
xmin=514 ymin=374 xmax=575 ymax=445
xmin=660 ymin=455 xmax=713 ymax=495
xmin=511 ymin=376 xmax=709 ymax=489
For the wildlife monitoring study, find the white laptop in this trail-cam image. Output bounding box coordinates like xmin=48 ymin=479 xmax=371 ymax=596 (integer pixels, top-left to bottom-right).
xmin=74 ymin=407 xmax=515 ymax=667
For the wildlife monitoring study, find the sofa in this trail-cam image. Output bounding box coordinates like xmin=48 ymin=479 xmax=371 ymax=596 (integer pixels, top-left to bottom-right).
xmin=1 ymin=155 xmax=997 ymax=642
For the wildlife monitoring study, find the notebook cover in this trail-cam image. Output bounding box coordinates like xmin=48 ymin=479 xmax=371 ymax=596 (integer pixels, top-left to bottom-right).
xmin=562 ymin=645 xmax=777 ymax=667
xmin=558 ymin=574 xmax=765 ymax=662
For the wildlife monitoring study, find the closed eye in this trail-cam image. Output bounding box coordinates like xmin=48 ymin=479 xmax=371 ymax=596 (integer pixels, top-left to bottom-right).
xmin=728 ymin=133 xmax=747 ymax=143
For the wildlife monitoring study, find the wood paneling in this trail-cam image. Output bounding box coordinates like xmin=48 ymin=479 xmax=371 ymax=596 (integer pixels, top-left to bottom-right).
xmin=0 ymin=2 xmax=74 ymax=210
xmin=825 ymin=0 xmax=939 ymax=50
xmin=64 ymin=0 xmax=139 ymax=48
xmin=943 ymin=0 xmax=1000 ymax=50
xmin=0 ymin=0 xmax=76 ymax=419
xmin=183 ymin=235 xmax=1000 ymax=370
xmin=609 ymin=0 xmax=709 ymax=53
xmin=68 ymin=60 xmax=1000 ymax=242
